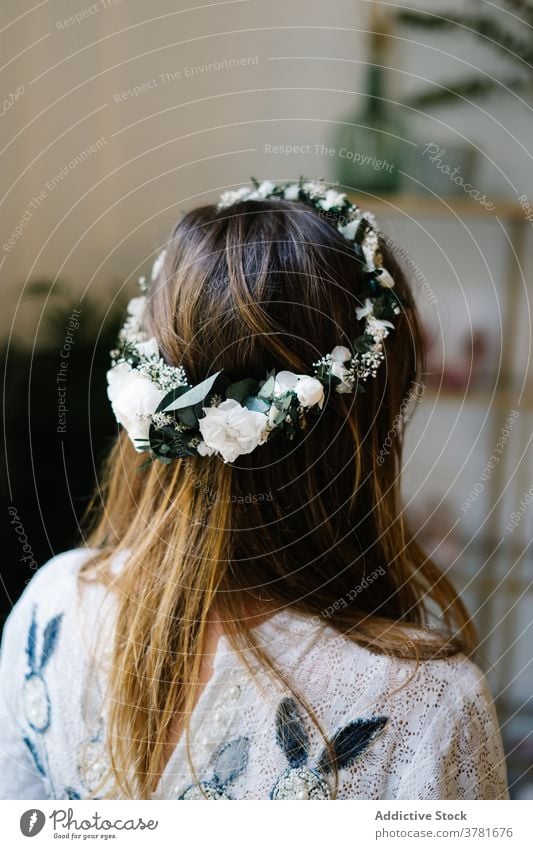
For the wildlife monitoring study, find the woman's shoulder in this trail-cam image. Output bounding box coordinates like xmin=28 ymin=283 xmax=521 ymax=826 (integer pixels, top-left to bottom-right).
xmin=274 ymin=610 xmax=497 ymax=726
xmin=0 ymin=547 xmax=112 ymax=669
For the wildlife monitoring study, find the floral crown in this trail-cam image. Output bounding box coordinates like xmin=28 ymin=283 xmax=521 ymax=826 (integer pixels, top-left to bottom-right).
xmin=106 ymin=178 xmax=405 ymax=465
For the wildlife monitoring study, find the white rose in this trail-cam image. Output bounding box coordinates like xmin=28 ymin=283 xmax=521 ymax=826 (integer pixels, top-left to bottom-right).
xmin=273 ymin=370 xmax=299 ymax=395
xmin=330 ymin=361 xmax=354 ymax=394
xmin=198 ymin=399 xmax=269 ymax=463
xmin=294 ymin=376 xmax=324 ymax=409
xmin=126 ymin=296 xmax=146 ymax=319
xmin=136 ymin=337 xmax=160 ymax=359
xmin=106 ymin=363 xmax=166 ymax=450
xmin=331 ymin=345 xmax=352 ymax=364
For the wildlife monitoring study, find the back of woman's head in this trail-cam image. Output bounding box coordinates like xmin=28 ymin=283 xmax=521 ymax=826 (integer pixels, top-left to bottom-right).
xmin=84 ymin=191 xmax=474 ymax=798
xmin=129 ymin=198 xmax=424 ymax=616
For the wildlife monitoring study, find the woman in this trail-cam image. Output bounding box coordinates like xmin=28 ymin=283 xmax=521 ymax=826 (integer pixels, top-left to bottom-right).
xmin=0 ymin=180 xmax=508 ymax=800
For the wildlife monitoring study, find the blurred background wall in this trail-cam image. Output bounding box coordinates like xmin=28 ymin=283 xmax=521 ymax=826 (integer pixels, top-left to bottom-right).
xmin=2 ymin=0 xmax=532 ymax=798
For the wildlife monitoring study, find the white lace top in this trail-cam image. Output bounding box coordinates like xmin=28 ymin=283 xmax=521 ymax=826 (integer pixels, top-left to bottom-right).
xmin=0 ymin=549 xmax=509 ymax=800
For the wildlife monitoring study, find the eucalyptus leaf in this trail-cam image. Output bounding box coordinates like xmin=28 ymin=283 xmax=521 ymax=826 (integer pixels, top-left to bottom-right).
xmin=258 ymin=373 xmax=276 ymax=399
xmin=226 ymin=378 xmax=259 ymax=403
xmin=243 ymin=395 xmax=270 ymax=413
xmin=177 ymin=406 xmax=198 ymax=428
xmin=162 ymin=372 xmax=221 ymax=412
xmin=156 ymin=384 xmax=190 ymax=414
xmin=273 ymin=408 xmax=289 ymax=426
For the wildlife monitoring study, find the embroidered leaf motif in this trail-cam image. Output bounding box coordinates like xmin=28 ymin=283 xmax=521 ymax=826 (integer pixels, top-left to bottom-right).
xmin=23 ymin=735 xmax=46 ymax=777
xmin=39 ymin=614 xmax=63 ymax=670
xmin=275 ymin=698 xmax=309 ymax=768
xmin=65 ymin=786 xmax=81 ymax=799
xmin=212 ymin=736 xmax=249 ymax=786
xmin=317 ymin=716 xmax=388 ymax=775
xmin=26 ymin=607 xmax=38 ymax=673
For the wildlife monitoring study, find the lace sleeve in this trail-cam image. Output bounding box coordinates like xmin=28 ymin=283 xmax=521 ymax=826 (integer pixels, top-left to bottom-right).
xmin=395 ymin=660 xmax=509 ymax=800
xmin=0 ymin=586 xmax=49 ymax=799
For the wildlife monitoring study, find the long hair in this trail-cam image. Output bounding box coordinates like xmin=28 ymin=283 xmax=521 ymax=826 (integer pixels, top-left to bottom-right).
xmin=82 ymin=197 xmax=475 ymax=798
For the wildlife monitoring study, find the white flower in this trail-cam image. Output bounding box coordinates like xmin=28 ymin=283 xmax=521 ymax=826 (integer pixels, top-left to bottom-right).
xmin=126 ymin=296 xmax=146 ymax=319
xmin=136 ymin=337 xmax=160 ymax=359
xmin=377 ymin=268 xmax=395 ymax=288
xmin=256 ymin=180 xmax=276 ymax=197
xmin=362 ymin=244 xmax=377 ymax=270
xmin=356 ymin=299 xmax=375 ymax=321
xmin=302 ymin=180 xmax=325 ymax=198
xmin=217 ymin=186 xmax=250 ymax=208
xmin=198 ymin=399 xmax=269 ymax=463
xmin=284 ymin=184 xmax=300 ymax=200
xmin=356 ymin=299 xmax=394 ymax=339
xmin=120 ymin=296 xmax=149 ymax=343
xmin=272 ymin=371 xmax=324 ymax=409
xmin=294 ymin=376 xmax=324 ymax=409
xmin=267 ymin=404 xmax=281 ymax=427
xmin=273 ymin=370 xmax=299 ymax=395
xmin=330 ymin=361 xmax=354 ymax=394
xmin=319 ymin=189 xmax=345 ymax=210
xmin=331 ymin=345 xmax=352 ymax=364
xmin=248 ymin=180 xmax=276 ymax=200
xmin=196 ymin=440 xmax=215 ymax=457
xmin=338 ymin=219 xmax=360 ymax=241
xmin=367 ymin=315 xmax=394 ymax=339
xmin=151 ymin=249 xmax=166 ymax=281
xmin=106 ymin=362 xmax=166 ymax=450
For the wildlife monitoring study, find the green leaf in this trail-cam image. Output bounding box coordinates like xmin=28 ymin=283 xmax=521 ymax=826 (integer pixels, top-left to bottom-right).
xmin=162 ymin=372 xmax=221 ymax=412
xmin=272 ymin=408 xmax=289 ymax=426
xmin=226 ymin=378 xmax=259 ymax=403
xmin=177 ymin=406 xmax=198 ymax=428
xmin=156 ymin=384 xmax=190 ymax=414
xmin=354 ymin=334 xmax=374 ymax=354
xmin=243 ymin=395 xmax=270 ymax=413
xmin=258 ymin=372 xmax=276 ymax=399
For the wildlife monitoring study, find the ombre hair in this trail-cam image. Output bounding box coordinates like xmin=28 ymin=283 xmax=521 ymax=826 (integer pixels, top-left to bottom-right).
xmin=82 ymin=197 xmax=475 ymax=798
